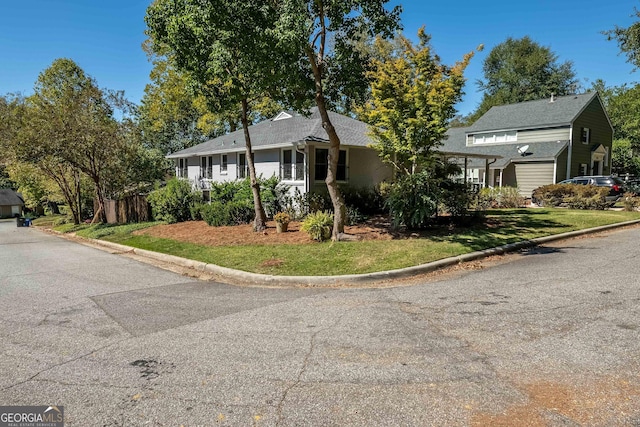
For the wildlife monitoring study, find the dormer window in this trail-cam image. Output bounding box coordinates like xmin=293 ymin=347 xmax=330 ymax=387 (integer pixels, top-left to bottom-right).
xmin=472 ymin=131 xmax=517 ymax=144
xmin=581 ymin=128 xmax=590 ymax=144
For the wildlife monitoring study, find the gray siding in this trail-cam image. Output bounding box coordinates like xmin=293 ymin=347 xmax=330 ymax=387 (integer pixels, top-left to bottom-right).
xmin=348 ymin=147 xmax=392 ymax=187
xmin=517 ymin=127 xmax=570 ymax=144
xmin=514 ymin=162 xmax=555 ymax=197
xmin=555 ymin=147 xmax=568 ymax=182
xmin=468 ymin=126 xmax=569 ymax=146
xmin=501 ymin=164 xmax=517 ymax=188
xmin=569 ymin=97 xmax=613 ymax=177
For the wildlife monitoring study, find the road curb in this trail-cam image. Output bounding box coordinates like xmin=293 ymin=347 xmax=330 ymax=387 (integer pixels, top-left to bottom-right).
xmin=60 ymin=218 xmax=640 ymax=287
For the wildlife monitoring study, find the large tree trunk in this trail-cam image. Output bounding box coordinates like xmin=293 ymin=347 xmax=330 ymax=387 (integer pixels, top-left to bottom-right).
xmin=306 ymin=50 xmax=346 ymax=241
xmin=241 ymin=98 xmax=268 ymax=232
xmin=92 ymin=178 xmax=108 ymax=224
xmin=45 ymin=164 xmax=82 ymax=224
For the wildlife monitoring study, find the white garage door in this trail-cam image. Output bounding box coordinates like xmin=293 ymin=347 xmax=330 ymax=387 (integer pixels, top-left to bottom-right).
xmin=515 ymin=162 xmax=554 ymax=197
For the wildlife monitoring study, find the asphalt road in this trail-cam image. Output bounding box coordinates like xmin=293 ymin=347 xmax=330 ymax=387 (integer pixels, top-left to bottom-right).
xmin=1 ymin=218 xmax=639 ymax=426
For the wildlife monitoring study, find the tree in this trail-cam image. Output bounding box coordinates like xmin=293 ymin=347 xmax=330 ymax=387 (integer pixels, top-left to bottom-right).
xmin=612 ymin=139 xmax=640 ymax=176
xmin=28 ymin=59 xmax=132 ymax=223
xmin=5 ymin=162 xmax=66 ymax=211
xmin=138 ymin=52 xmax=213 ymax=156
xmin=146 ymin=0 xmax=296 ymax=231
xmin=594 ymin=80 xmax=640 ymax=148
xmin=467 ymin=36 xmax=579 ymax=123
xmin=359 ymin=29 xmax=477 ymax=176
xmin=1 ymin=93 xmax=83 ymax=222
xmin=604 ymin=7 xmax=640 ymax=70
xmin=274 ymin=0 xmax=401 ymax=240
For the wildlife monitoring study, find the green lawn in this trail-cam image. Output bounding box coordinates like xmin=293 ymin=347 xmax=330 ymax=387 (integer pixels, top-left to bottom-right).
xmin=66 ymin=208 xmax=640 ymax=276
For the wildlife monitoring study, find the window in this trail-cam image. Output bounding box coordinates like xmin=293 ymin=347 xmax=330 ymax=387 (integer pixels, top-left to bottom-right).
xmin=220 ymin=154 xmax=228 ymax=174
xmin=580 ymin=163 xmax=588 ymax=175
xmin=282 ymin=149 xmax=304 ymax=181
xmin=238 ymin=153 xmax=247 ymax=178
xmin=473 ymin=131 xmax=517 ymax=144
xmin=581 ymin=128 xmax=590 ymax=144
xmin=200 ymin=156 xmax=213 ymax=179
xmin=314 ymin=148 xmax=347 ymax=181
xmin=178 ymin=158 xmax=188 ymax=178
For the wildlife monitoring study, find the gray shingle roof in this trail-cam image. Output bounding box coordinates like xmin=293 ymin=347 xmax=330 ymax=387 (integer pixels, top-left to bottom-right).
xmin=167 ymin=108 xmax=372 ymax=158
xmin=0 ymin=189 xmax=24 ymax=206
xmin=467 ymin=92 xmax=598 ymax=133
xmin=443 ymin=127 xmax=568 ymax=169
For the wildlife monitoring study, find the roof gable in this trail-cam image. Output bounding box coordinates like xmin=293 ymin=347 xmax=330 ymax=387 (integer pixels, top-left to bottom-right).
xmin=467 ymin=92 xmax=599 ymax=133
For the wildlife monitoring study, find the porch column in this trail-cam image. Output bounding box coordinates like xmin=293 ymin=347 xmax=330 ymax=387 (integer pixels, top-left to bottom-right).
xmin=484 ymin=158 xmax=490 ymax=188
xmin=464 ymin=157 xmax=468 ymax=183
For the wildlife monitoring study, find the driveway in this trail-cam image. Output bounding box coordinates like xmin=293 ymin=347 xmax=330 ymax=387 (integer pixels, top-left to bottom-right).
xmin=1 ymin=219 xmax=639 ymax=426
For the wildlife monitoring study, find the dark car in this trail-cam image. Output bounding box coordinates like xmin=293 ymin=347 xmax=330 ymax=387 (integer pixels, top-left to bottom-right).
xmin=568 ymin=175 xmax=626 ymax=201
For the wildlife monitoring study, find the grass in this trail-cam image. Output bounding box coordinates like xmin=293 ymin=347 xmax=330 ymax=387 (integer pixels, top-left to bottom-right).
xmin=72 ymin=208 xmax=640 ymax=276
xmin=43 ymin=220 xmax=164 ymax=238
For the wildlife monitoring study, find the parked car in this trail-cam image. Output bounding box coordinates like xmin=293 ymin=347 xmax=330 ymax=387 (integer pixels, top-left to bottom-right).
xmin=565 ymin=175 xmax=626 ymax=201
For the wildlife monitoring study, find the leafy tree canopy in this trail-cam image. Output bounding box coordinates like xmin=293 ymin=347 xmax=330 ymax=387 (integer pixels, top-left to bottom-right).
xmin=604 ymin=7 xmax=640 ymax=70
xmin=273 ymin=0 xmax=401 ymax=239
xmin=466 ymin=36 xmax=579 ymax=124
xmin=359 ymin=28 xmax=478 ymax=175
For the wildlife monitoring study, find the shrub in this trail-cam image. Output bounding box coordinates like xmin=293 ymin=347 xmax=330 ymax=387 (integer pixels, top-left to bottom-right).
xmin=227 ymin=200 xmax=254 ymax=225
xmin=190 ymin=202 xmax=206 ymax=221
xmin=340 ymin=185 xmax=386 ymax=215
xmin=622 ymin=192 xmax=640 ymax=211
xmin=278 ymin=187 xmax=332 ymax=220
xmin=532 ymin=184 xmax=610 ymax=210
xmin=201 ymin=200 xmax=254 ymax=226
xmin=386 ymin=173 xmax=438 ymax=229
xmin=207 ymin=176 xmax=288 ymax=218
xmin=346 ymin=206 xmax=366 ymax=226
xmin=200 ymin=202 xmax=229 ymax=227
xmin=625 ymin=182 xmax=640 ymax=196
xmin=439 ymin=181 xmax=474 ymax=218
xmin=478 ymin=187 xmax=525 ymax=209
xmin=301 ymin=210 xmax=333 ymax=241
xmin=147 ymin=178 xmax=202 ymax=223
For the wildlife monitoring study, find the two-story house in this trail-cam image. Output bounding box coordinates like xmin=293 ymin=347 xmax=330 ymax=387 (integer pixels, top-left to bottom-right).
xmin=442 ymin=92 xmax=614 ymax=197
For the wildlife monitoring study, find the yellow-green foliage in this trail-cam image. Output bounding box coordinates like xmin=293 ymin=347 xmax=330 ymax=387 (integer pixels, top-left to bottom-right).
xmin=478 ymin=187 xmax=525 ymax=209
xmin=358 ymin=28 xmax=479 ymax=175
xmin=622 ymin=192 xmax=640 ymax=211
xmin=532 ymin=184 xmax=611 ymax=210
xmin=301 ymin=211 xmax=333 ymax=241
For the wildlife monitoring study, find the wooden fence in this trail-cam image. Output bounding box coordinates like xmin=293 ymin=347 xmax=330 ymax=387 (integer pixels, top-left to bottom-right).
xmin=103 ymin=195 xmax=151 ymax=224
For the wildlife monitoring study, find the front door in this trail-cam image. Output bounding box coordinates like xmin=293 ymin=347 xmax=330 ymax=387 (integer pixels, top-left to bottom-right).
xmin=592 ymin=160 xmax=602 ymax=175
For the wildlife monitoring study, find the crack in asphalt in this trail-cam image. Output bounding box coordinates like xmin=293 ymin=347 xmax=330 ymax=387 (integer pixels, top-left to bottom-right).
xmin=275 ymin=312 xmax=346 ymax=427
xmin=0 ymin=338 xmax=131 ymax=392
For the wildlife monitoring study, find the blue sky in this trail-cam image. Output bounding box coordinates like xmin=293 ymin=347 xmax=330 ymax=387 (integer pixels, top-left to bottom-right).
xmin=0 ymin=0 xmax=638 ymax=116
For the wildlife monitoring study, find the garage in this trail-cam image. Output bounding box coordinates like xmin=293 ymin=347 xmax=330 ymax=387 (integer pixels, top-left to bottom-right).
xmin=514 ymin=161 xmax=555 ymax=197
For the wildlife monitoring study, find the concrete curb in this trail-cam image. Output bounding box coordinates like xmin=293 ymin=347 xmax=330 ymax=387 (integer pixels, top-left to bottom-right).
xmin=64 ymin=218 xmax=640 ymax=287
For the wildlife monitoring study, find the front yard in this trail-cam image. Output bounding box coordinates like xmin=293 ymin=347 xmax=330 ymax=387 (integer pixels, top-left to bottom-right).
xmin=37 ymin=208 xmax=640 ymax=276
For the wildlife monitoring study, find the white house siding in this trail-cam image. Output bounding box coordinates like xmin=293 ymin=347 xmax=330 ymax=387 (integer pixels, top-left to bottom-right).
xmin=514 ymin=162 xmax=555 ymax=197
xmin=253 ymin=149 xmax=280 ymax=179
